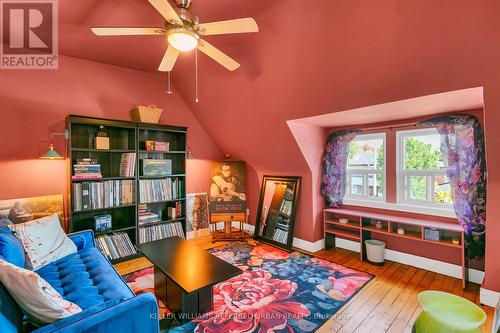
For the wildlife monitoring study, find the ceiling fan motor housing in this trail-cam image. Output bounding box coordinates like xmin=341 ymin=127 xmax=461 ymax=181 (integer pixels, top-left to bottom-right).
xmin=176 ymin=0 xmax=191 ymax=9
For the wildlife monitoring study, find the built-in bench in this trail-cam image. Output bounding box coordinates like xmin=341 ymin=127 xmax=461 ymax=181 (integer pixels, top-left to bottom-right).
xmin=323 ymin=208 xmax=466 ymax=288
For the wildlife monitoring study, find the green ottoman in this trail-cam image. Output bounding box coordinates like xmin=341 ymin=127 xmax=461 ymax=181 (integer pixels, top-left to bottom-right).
xmin=414 ymin=291 xmax=487 ymax=333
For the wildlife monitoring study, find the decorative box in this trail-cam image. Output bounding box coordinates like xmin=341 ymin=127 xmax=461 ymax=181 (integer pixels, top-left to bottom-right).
xmin=141 ymin=159 xmax=172 ymax=176
xmin=145 ymin=140 xmax=169 ymax=152
xmin=424 ymin=228 xmax=441 ymax=241
xmin=145 ymin=140 xmax=155 ymax=151
xmin=154 ymin=141 xmax=169 ymax=151
xmin=94 ymin=137 xmax=109 ymax=150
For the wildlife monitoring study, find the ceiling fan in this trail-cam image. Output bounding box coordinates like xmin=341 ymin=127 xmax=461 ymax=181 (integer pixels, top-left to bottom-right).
xmin=91 ymin=0 xmax=258 ymax=72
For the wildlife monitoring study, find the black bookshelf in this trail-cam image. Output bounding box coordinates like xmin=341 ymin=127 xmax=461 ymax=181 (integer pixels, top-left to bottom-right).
xmin=67 ymin=115 xmax=187 ymax=264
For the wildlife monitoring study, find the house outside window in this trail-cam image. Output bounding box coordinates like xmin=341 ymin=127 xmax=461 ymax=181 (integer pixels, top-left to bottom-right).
xmin=345 ymin=133 xmax=386 ymax=200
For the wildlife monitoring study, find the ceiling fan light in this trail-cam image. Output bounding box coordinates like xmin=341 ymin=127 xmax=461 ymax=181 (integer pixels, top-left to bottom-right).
xmin=168 ymin=29 xmax=199 ymax=52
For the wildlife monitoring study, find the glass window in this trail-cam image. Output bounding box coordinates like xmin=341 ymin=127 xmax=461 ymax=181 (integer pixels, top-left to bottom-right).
xmin=346 ymin=133 xmax=385 ymax=200
xmin=397 ymin=128 xmax=453 ymax=209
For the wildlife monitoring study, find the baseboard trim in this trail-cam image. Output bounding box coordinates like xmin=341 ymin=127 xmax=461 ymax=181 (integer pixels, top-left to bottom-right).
xmin=334 ymin=238 xmax=484 ymax=285
xmin=292 ymin=238 xmax=325 ymax=253
xmin=480 ymin=287 xmax=500 ymax=307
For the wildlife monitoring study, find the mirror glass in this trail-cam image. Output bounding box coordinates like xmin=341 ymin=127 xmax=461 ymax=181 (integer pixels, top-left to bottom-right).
xmin=255 ymin=176 xmax=301 ymax=251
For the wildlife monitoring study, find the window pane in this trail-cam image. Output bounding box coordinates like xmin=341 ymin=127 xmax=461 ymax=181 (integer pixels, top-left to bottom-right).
xmin=368 ymin=174 xmax=384 ymax=198
xmin=404 ymin=130 xmax=444 ymax=170
xmin=350 ymin=174 xmax=364 ymax=196
xmin=409 ymin=176 xmax=427 ymax=200
xmin=434 ymin=175 xmax=453 ymax=203
xmin=348 ymin=137 xmax=384 ymax=169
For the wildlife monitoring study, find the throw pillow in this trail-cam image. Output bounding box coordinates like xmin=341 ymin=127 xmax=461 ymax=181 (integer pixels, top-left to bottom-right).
xmin=8 ymin=214 xmax=77 ymax=270
xmin=0 ymin=259 xmax=82 ymax=324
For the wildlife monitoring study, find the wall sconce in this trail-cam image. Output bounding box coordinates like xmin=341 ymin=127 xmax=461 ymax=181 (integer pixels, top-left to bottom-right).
xmin=186 ymin=144 xmax=194 ymax=159
xmin=40 ymin=130 xmax=68 ymax=160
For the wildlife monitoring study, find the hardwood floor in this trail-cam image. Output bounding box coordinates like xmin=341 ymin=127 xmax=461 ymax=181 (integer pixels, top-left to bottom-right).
xmin=115 ymin=237 xmax=494 ymax=333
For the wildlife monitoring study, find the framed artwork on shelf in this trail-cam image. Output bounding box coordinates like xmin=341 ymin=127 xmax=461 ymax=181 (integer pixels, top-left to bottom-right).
xmin=94 ymin=214 xmax=112 ymax=232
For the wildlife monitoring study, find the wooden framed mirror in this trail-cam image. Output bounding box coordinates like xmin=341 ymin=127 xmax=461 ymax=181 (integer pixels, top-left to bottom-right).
xmin=254 ymin=175 xmax=301 ymax=251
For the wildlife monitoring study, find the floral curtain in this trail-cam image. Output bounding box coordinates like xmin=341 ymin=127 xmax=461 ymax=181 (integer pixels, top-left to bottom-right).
xmin=321 ymin=129 xmax=361 ymax=207
xmin=420 ymin=114 xmax=486 ymax=259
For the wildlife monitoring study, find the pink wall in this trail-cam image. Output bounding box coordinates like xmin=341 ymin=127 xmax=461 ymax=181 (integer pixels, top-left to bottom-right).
xmin=0 ymin=56 xmax=222 ymax=204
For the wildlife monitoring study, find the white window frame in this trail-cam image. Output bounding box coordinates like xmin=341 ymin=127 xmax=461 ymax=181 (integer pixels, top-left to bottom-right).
xmin=396 ymin=128 xmax=454 ymax=212
xmin=345 ymin=133 xmax=386 ymax=201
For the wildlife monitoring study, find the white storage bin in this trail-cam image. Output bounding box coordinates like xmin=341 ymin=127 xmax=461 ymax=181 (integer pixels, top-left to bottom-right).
xmin=365 ymin=239 xmax=386 ymax=265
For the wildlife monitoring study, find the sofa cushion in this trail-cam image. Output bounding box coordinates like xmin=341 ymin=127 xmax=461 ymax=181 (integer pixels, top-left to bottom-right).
xmin=0 ymin=227 xmax=25 ymax=268
xmin=36 ymin=247 xmax=134 ymax=310
xmin=9 ymin=214 xmax=77 ymax=270
xmin=0 ymin=259 xmax=82 ymax=325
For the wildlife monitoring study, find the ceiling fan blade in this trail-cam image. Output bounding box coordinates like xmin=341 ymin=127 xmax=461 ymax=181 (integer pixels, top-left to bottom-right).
xmin=198 ymin=18 xmax=258 ymax=36
xmin=158 ymin=46 xmax=181 ymax=72
xmin=91 ymin=27 xmax=164 ymax=36
xmin=197 ymin=39 xmax=240 ymax=71
xmin=147 ymin=0 xmax=182 ymax=24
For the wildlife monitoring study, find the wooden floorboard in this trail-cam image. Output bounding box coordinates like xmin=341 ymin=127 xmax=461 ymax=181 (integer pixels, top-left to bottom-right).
xmin=114 ymin=236 xmax=494 ymax=332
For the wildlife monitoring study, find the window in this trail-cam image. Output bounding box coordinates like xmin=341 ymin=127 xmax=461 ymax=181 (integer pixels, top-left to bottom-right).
xmin=346 ymin=133 xmax=385 ymax=200
xmin=397 ymin=128 xmax=453 ymax=209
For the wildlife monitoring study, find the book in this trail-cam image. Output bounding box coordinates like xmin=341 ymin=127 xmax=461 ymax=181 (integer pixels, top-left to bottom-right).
xmin=73 ymin=158 xmax=102 ymax=179
xmin=119 ymin=153 xmax=136 ymax=177
xmin=73 ymin=180 xmax=134 ymax=211
xmin=95 ymin=232 xmax=137 ymax=261
xmin=138 ymin=221 xmax=184 ymax=244
xmin=139 ymin=178 xmax=179 ymax=203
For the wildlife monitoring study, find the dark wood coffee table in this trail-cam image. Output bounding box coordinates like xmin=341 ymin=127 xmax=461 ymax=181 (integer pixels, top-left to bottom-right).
xmin=136 ymin=237 xmax=242 ymax=320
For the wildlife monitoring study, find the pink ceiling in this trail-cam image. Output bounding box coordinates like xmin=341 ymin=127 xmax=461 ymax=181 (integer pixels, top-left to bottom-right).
xmin=59 ymin=0 xmax=267 ymax=73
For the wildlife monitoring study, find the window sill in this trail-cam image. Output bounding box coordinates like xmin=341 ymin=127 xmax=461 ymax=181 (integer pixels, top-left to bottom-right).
xmin=342 ymin=198 xmax=457 ymax=218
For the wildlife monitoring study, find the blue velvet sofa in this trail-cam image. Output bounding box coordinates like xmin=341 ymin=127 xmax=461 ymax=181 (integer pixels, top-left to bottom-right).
xmin=0 ymin=227 xmax=160 ymax=333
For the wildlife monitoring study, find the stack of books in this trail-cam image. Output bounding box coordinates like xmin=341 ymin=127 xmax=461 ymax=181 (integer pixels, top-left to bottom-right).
xmin=120 ymin=153 xmax=136 ymax=177
xmin=139 ymin=222 xmax=184 ymax=243
xmin=72 ymin=180 xmax=134 ymax=211
xmin=72 ymin=158 xmax=102 ymax=180
xmin=95 ymin=232 xmax=137 ymax=261
xmin=273 ymin=228 xmax=289 ymax=243
xmin=138 ymin=204 xmax=160 ymax=226
xmin=280 ymin=200 xmax=293 ymax=217
xmin=139 ymin=178 xmax=183 ymax=203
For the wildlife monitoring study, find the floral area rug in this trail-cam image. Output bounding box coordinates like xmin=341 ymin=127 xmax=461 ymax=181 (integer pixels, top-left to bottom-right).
xmin=123 ymin=242 xmax=373 ymax=333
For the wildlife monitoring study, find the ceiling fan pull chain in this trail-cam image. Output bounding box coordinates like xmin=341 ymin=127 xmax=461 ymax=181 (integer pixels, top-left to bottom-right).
xmin=195 ymin=48 xmax=199 ymax=102
xmin=166 ymin=71 xmax=173 ymax=94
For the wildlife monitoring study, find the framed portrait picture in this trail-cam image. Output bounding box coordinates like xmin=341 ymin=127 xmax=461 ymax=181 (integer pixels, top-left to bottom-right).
xmin=209 ymin=161 xmax=247 ymax=214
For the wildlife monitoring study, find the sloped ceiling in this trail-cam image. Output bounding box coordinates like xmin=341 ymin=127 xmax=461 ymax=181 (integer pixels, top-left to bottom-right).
xmin=60 ymin=0 xmax=500 ymax=172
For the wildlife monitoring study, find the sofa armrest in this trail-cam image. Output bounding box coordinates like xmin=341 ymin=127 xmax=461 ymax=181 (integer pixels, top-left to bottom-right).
xmin=68 ymin=230 xmax=95 ymax=251
xmin=33 ymin=293 xmax=159 ymax=333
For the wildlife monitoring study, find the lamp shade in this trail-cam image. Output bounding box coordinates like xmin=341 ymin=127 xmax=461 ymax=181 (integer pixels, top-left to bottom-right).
xmin=40 ymin=144 xmax=63 ymax=160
